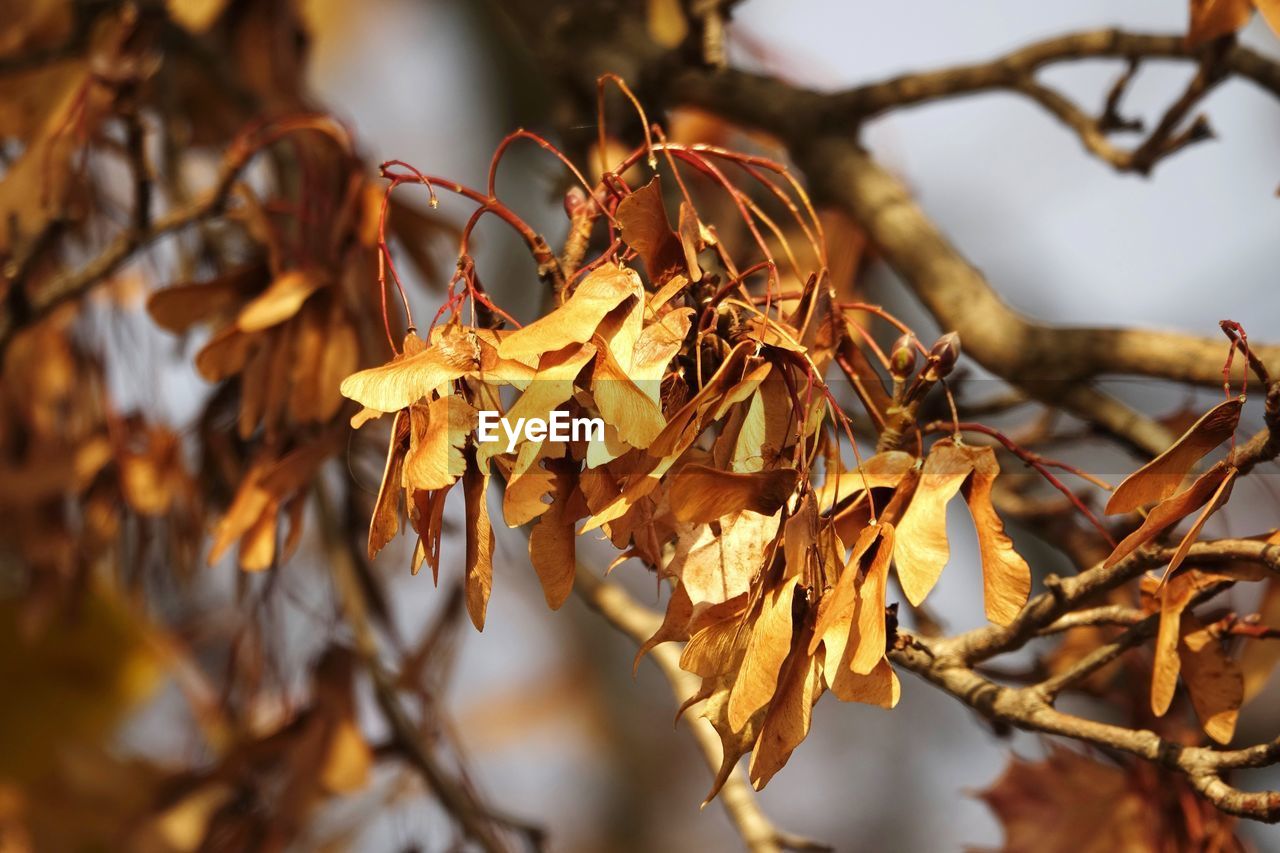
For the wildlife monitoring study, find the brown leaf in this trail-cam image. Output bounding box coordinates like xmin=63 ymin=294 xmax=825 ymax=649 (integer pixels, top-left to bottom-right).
xmin=1158 ymin=466 xmax=1237 ymax=585
xmin=964 ymin=446 xmax=1031 ymax=625
xmin=367 ymin=411 xmax=409 ymax=559
xmin=1150 ymin=570 xmax=1220 ymax=716
xmin=1106 ymin=398 xmax=1241 ymax=515
xmin=194 ymin=325 xmax=258 ymax=382
xmin=676 ymin=201 xmax=705 ymax=283
xmin=616 ymin=177 xmax=685 ymax=284
xmin=146 ymin=264 xmax=265 ymax=333
xmin=979 ymin=746 xmax=1164 ymax=853
xmin=748 ymin=634 xmax=821 ymax=789
xmin=668 ymin=464 xmax=799 ymax=525
xmin=1179 ymin=613 xmax=1243 ymax=744
xmin=727 ymin=577 xmax=798 ymax=730
xmin=1104 ymin=462 xmax=1234 ymax=569
xmin=698 ymin=672 xmax=764 ymax=805
xmin=635 ymin=582 xmax=695 ymax=672
xmin=528 ymin=458 xmax=583 ymax=610
xmin=463 ymin=457 xmax=494 ymax=631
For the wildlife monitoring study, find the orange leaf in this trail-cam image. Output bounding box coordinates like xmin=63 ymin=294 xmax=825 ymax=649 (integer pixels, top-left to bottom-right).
xmin=236 ymin=269 xmax=321 ymax=332
xmin=963 ymin=447 xmax=1031 ymax=625
xmin=497 ymin=265 xmax=640 ymax=361
xmin=527 ymin=458 xmax=584 ymax=610
xmin=1179 ymin=613 xmax=1243 ymax=744
xmin=1187 ymin=0 xmax=1254 ymax=47
xmin=668 ymin=464 xmax=799 ymax=525
xmin=1106 ymin=398 xmax=1241 ymax=515
xmin=1104 ymin=462 xmax=1234 ymax=568
xmin=615 ymin=176 xmax=685 ymax=284
xmin=463 ymin=458 xmax=494 ymax=631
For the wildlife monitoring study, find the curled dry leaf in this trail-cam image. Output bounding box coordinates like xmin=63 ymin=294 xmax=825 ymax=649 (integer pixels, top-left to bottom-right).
xmin=615 ymin=176 xmax=686 ymax=285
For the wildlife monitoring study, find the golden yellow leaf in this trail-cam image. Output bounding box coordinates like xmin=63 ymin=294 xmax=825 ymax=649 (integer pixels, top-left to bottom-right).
xmin=236 ymin=270 xmax=321 ymax=332
xmin=727 ymin=577 xmax=798 ymax=730
xmin=668 ymin=464 xmax=798 ymax=525
xmin=497 ymin=265 xmax=640 ymax=361
xmin=748 ymin=636 xmax=821 ymax=789
xmin=590 ymin=334 xmax=667 ymax=447
xmin=403 ymin=395 xmax=475 ymax=492
xmin=340 ymin=329 xmax=475 ymax=413
xmin=894 ymin=440 xmax=973 ymax=607
xmin=463 ymin=459 xmax=495 ymax=630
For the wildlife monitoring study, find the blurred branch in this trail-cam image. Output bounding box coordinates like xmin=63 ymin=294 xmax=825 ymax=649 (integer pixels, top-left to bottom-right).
xmin=318 ymin=485 xmax=543 ymax=853
xmin=573 ymin=564 xmax=830 ymax=853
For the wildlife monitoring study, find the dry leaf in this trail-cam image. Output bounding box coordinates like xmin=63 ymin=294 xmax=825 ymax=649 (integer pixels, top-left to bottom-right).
xmin=894 ymin=440 xmax=972 ymax=607
xmin=1106 ymin=398 xmax=1241 ymax=515
xmin=668 ymin=464 xmax=798 ymax=525
xmin=616 ymin=177 xmax=685 ymax=284
xmin=463 ymin=457 xmax=495 ymax=630
xmin=964 ymin=447 xmax=1031 ymax=625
